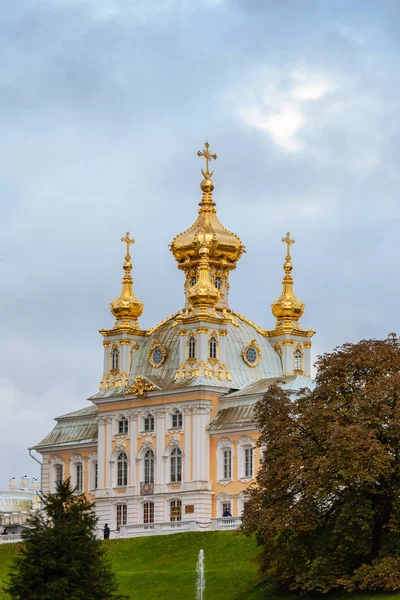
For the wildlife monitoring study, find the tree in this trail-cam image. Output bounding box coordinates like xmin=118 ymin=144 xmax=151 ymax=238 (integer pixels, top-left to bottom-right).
xmin=242 ymin=333 xmax=400 ymax=594
xmin=6 ymin=479 xmax=127 ymax=600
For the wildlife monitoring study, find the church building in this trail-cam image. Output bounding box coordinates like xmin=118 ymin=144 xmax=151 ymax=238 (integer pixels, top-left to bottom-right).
xmin=33 ymin=143 xmax=315 ymax=534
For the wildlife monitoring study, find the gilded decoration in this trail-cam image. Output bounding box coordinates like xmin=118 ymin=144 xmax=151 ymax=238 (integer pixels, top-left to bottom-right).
xmin=123 ymin=376 xmax=157 ymax=398
xmin=242 ymin=339 xmax=262 ymax=367
xmin=304 ymin=341 xmax=312 ymax=348
xmin=266 ymin=233 xmax=315 ymax=340
xmin=109 ymin=232 xmax=144 ymax=330
xmin=169 ymin=142 xmax=245 ymax=311
xmin=148 ymin=340 xmax=167 ymax=369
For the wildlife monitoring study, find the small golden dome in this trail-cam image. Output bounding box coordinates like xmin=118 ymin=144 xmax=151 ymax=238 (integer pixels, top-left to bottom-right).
xmin=187 ymin=246 xmax=221 ymax=307
xmin=271 ymin=233 xmax=304 ymax=327
xmin=110 ymin=232 xmax=144 ymax=329
xmin=170 ymin=142 xmax=245 ymax=277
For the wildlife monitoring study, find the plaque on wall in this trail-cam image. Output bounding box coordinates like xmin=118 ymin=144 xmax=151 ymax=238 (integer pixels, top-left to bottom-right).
xmin=185 ymin=504 xmax=195 ymax=514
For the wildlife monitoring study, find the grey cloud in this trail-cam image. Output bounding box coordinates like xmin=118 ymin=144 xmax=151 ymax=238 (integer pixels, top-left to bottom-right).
xmin=0 ymin=0 xmax=399 ymax=486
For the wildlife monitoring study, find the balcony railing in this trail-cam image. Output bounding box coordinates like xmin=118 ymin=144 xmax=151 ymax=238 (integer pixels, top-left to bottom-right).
xmin=116 ymin=517 xmax=242 ymax=539
xmin=140 ymin=481 xmax=154 ymax=495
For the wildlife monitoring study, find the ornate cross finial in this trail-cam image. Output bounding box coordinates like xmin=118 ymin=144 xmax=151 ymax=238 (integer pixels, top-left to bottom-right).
xmin=121 ymin=232 xmax=135 ymax=259
xmin=282 ymin=232 xmax=295 ymax=260
xmin=197 ymin=141 xmax=217 ymax=179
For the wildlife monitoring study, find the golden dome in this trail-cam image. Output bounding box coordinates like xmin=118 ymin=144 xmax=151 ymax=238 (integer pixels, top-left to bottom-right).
xmin=187 ymin=245 xmax=221 ymax=307
xmin=110 ymin=232 xmax=144 ymax=329
xmin=170 ymin=142 xmax=245 ymax=274
xmin=271 ymin=233 xmax=304 ymax=327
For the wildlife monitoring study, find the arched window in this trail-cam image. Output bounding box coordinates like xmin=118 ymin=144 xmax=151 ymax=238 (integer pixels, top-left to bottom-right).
xmin=188 ymin=336 xmax=196 ymax=360
xmin=170 ymin=499 xmax=182 ymax=522
xmin=75 ymin=463 xmax=83 ymax=492
xmin=215 ymin=276 xmax=222 ymax=290
xmin=143 ymin=502 xmax=154 ymax=524
xmin=117 ymin=451 xmax=128 ymax=487
xmin=295 ymin=349 xmax=302 ymax=371
xmin=112 ymin=347 xmax=119 ymax=370
xmin=118 ymin=417 xmax=128 ymax=435
xmin=209 ymin=336 xmax=217 ymax=359
xmin=55 ymin=464 xmax=63 ymax=486
xmin=170 ymin=447 xmax=182 ymax=483
xmin=144 ymin=449 xmax=155 ymax=483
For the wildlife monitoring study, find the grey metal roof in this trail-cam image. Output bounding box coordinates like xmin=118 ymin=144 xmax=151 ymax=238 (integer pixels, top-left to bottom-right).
xmin=208 ymin=375 xmax=315 ymax=431
xmin=225 ymin=374 xmax=315 ymax=398
xmin=208 ymin=404 xmax=256 ymax=431
xmin=36 ymin=409 xmax=98 ymax=449
xmin=0 ymin=493 xmax=34 ymax=514
xmin=93 ymin=311 xmax=284 ymax=398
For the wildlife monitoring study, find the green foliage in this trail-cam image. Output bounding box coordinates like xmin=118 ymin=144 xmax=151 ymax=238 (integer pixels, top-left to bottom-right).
xmin=5 ymin=479 xmax=126 ymax=600
xmin=242 ymin=333 xmax=400 ymax=594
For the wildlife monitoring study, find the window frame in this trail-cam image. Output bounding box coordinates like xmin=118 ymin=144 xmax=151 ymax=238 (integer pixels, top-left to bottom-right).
xmin=118 ymin=417 xmax=129 ymax=435
xmin=75 ymin=463 xmax=83 ymax=493
xmin=171 ymin=410 xmax=183 ymax=430
xmin=144 ymin=414 xmax=155 ymax=433
xmin=222 ymin=449 xmax=232 ymax=480
xmin=143 ymin=502 xmax=154 ymax=524
xmin=111 ymin=347 xmax=119 ymax=371
xmin=55 ymin=464 xmax=63 ymax=486
xmin=144 ymin=449 xmax=155 ymax=484
xmin=244 ymin=447 xmax=253 ymax=478
xmin=188 ymin=336 xmax=196 ymax=360
xmin=116 ymin=504 xmax=127 ymax=529
xmin=170 ymin=447 xmax=182 ymax=483
xmin=170 ymin=499 xmax=182 ymax=522
xmin=117 ymin=451 xmax=128 ymax=487
xmin=209 ymin=336 xmax=217 ymax=359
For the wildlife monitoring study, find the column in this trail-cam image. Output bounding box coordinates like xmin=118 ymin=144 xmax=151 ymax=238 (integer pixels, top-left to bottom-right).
xmin=192 ymin=406 xmax=201 ymax=482
xmin=282 ymin=339 xmax=294 ymax=375
xmin=96 ymin=418 xmax=105 ymax=490
xmin=105 ymin=416 xmax=113 ymax=489
xmin=184 ymin=407 xmax=191 ymax=482
xmin=129 ymin=412 xmax=138 ymax=488
xmin=103 ymin=342 xmax=110 ymax=376
xmin=303 ymin=341 xmax=312 ymax=377
xmin=156 ymin=409 xmax=165 ymax=486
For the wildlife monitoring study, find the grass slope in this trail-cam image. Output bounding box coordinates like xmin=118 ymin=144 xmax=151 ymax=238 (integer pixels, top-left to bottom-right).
xmin=0 ymin=531 xmax=399 ymax=600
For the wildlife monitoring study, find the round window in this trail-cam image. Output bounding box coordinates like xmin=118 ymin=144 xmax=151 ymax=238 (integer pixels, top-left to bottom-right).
xmin=245 ymin=347 xmax=258 ymax=364
xmin=152 ymin=348 xmax=163 ymax=365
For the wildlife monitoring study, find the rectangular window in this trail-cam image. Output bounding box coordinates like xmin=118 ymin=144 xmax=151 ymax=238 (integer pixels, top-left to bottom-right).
xmin=170 ymin=500 xmax=182 ymax=522
xmin=244 ymin=447 xmax=253 ymax=478
xmin=172 ymin=412 xmax=183 ymax=429
xmin=143 ymin=502 xmax=154 ymax=524
xmin=116 ymin=504 xmax=127 ymax=529
xmin=76 ymin=463 xmax=83 ymax=492
xmin=55 ymin=464 xmax=63 ymax=485
xmin=223 ymin=449 xmax=232 ymax=480
xmin=144 ymin=416 xmax=154 ymax=432
xmin=222 ymin=502 xmax=232 ymax=516
xmin=94 ymin=462 xmax=98 ymax=490
xmin=118 ymin=419 xmax=128 ymax=435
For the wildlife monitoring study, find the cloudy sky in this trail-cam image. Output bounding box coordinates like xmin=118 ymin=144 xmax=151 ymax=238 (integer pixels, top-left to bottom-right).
xmin=1 ymin=0 xmax=399 ymax=488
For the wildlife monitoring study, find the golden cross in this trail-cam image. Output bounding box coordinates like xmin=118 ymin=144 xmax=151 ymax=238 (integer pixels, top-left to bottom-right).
xmin=281 ymin=232 xmax=295 ymax=259
xmin=197 ymin=141 xmax=217 ymax=178
xmin=121 ymin=232 xmax=135 ymax=258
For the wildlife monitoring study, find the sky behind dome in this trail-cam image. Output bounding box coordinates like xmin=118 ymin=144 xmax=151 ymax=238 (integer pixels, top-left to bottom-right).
xmin=1 ymin=0 xmax=399 ymax=488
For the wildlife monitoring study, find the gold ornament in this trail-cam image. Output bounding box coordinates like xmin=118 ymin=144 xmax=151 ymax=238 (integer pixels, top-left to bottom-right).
xmin=170 ymin=142 xmax=245 ymax=305
xmin=123 ymin=376 xmax=157 ymax=398
xmin=110 ymin=232 xmax=144 ymax=329
xmin=270 ymin=233 xmax=305 ymax=328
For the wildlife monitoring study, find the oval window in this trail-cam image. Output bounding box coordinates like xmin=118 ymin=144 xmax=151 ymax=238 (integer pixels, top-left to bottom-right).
xmin=152 ymin=348 xmax=163 ymax=365
xmin=245 ymin=347 xmax=258 ymax=364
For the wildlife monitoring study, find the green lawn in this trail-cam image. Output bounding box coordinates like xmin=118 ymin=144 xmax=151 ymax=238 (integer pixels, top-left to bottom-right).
xmin=0 ymin=531 xmax=399 ymax=599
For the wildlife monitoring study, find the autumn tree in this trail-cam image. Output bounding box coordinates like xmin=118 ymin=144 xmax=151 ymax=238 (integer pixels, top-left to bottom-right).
xmin=242 ymin=333 xmax=400 ymax=594
xmin=6 ymin=479 xmax=126 ymax=600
